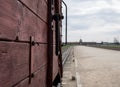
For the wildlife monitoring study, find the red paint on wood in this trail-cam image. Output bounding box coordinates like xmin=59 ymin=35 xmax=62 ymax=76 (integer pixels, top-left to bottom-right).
xmin=19 ymin=0 xmax=47 ymax=22
xmin=17 ymin=3 xmax=48 ymax=43
xmin=0 ymin=0 xmax=18 ymax=40
xmin=14 ymin=66 xmax=47 ymax=87
xmin=0 ymin=0 xmax=63 ymax=87
xmin=0 ymin=1 xmax=48 ymax=43
xmin=0 ymin=42 xmax=48 ymax=87
xmin=35 ymin=18 xmax=48 ymax=43
xmin=0 ymin=42 xmax=29 ymax=87
xmin=31 ymin=44 xmax=47 ymax=72
xmin=30 ymin=67 xmax=47 ymax=87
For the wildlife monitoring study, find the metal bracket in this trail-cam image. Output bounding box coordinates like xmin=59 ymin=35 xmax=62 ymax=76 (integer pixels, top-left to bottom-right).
xmin=29 ymin=36 xmax=35 ymax=84
xmin=52 ymin=13 xmax=64 ymax=21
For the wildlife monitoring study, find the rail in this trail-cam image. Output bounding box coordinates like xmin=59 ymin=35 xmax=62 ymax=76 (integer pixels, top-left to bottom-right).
xmin=62 ymin=47 xmax=72 ymax=65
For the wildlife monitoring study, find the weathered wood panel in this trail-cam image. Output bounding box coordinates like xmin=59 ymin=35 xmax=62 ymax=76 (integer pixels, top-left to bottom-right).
xmin=0 ymin=42 xmax=48 ymax=87
xmin=0 ymin=0 xmax=18 ymax=40
xmin=35 ymin=18 xmax=47 ymax=43
xmin=31 ymin=44 xmax=47 ymax=72
xmin=17 ymin=3 xmax=48 ymax=43
xmin=14 ymin=66 xmax=47 ymax=87
xmin=37 ymin=0 xmax=47 ymax=22
xmin=0 ymin=0 xmax=62 ymax=86
xmin=0 ymin=1 xmax=48 ymax=43
xmin=45 ymin=0 xmax=47 ymax=3
xmin=30 ymin=66 xmax=47 ymax=87
xmin=0 ymin=42 xmax=29 ymax=87
xmin=19 ymin=0 xmax=47 ymax=22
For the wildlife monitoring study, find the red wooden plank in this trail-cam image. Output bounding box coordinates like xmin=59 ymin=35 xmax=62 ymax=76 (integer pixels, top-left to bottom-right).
xmin=0 ymin=1 xmax=48 ymax=43
xmin=0 ymin=42 xmax=29 ymax=87
xmin=37 ymin=0 xmax=47 ymax=22
xmin=14 ymin=66 xmax=47 ymax=87
xmin=17 ymin=3 xmax=48 ymax=43
xmin=35 ymin=18 xmax=48 ymax=43
xmin=0 ymin=0 xmax=18 ymax=40
xmin=19 ymin=0 xmax=38 ymax=13
xmin=0 ymin=43 xmax=48 ymax=87
xmin=31 ymin=44 xmax=47 ymax=72
xmin=19 ymin=0 xmax=47 ymax=22
xmin=30 ymin=67 xmax=47 ymax=87
xmin=45 ymin=0 xmax=47 ymax=3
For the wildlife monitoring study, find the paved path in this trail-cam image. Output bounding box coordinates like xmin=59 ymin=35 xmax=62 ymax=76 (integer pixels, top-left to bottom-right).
xmin=74 ymin=46 xmax=120 ymax=87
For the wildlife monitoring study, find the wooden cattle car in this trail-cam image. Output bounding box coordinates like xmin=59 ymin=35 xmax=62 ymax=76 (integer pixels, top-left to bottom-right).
xmin=0 ymin=0 xmax=63 ymax=87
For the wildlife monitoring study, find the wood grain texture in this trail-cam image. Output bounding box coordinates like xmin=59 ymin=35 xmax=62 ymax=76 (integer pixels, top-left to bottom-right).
xmin=0 ymin=42 xmax=48 ymax=87
xmin=0 ymin=0 xmax=62 ymax=86
xmin=19 ymin=0 xmax=47 ymax=22
xmin=0 ymin=0 xmax=18 ymax=40
xmin=14 ymin=66 xmax=47 ymax=87
xmin=0 ymin=1 xmax=48 ymax=43
xmin=17 ymin=3 xmax=48 ymax=43
xmin=0 ymin=42 xmax=29 ymax=87
xmin=31 ymin=44 xmax=47 ymax=72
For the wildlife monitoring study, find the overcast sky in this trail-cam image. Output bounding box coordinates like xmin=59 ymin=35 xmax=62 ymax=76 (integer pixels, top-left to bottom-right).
xmin=62 ymin=0 xmax=120 ymax=42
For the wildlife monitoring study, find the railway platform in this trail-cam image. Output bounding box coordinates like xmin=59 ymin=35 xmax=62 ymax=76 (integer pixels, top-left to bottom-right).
xmin=74 ymin=46 xmax=120 ymax=87
xmin=62 ymin=46 xmax=120 ymax=87
xmin=62 ymin=47 xmax=76 ymax=87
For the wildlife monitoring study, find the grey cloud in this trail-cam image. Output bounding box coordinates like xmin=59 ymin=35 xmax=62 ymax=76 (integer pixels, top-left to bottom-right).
xmin=105 ymin=30 xmax=120 ymax=35
xmin=63 ymin=0 xmax=120 ymax=42
xmin=69 ymin=24 xmax=89 ymax=31
xmin=96 ymin=9 xmax=120 ymax=23
xmin=69 ymin=8 xmax=120 ymax=26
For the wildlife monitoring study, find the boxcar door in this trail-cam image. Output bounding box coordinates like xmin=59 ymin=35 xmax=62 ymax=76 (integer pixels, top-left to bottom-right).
xmin=52 ymin=0 xmax=63 ymax=80
xmin=47 ymin=0 xmax=63 ymax=87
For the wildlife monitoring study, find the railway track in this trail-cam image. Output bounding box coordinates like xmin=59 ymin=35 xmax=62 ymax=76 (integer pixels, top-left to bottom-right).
xmin=62 ymin=47 xmax=73 ymax=65
xmin=54 ymin=47 xmax=73 ymax=87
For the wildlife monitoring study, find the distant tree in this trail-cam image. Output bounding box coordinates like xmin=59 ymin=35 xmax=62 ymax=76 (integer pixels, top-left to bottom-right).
xmin=114 ymin=37 xmax=119 ymax=45
xmin=101 ymin=41 xmax=103 ymax=45
xmin=79 ymin=39 xmax=83 ymax=45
